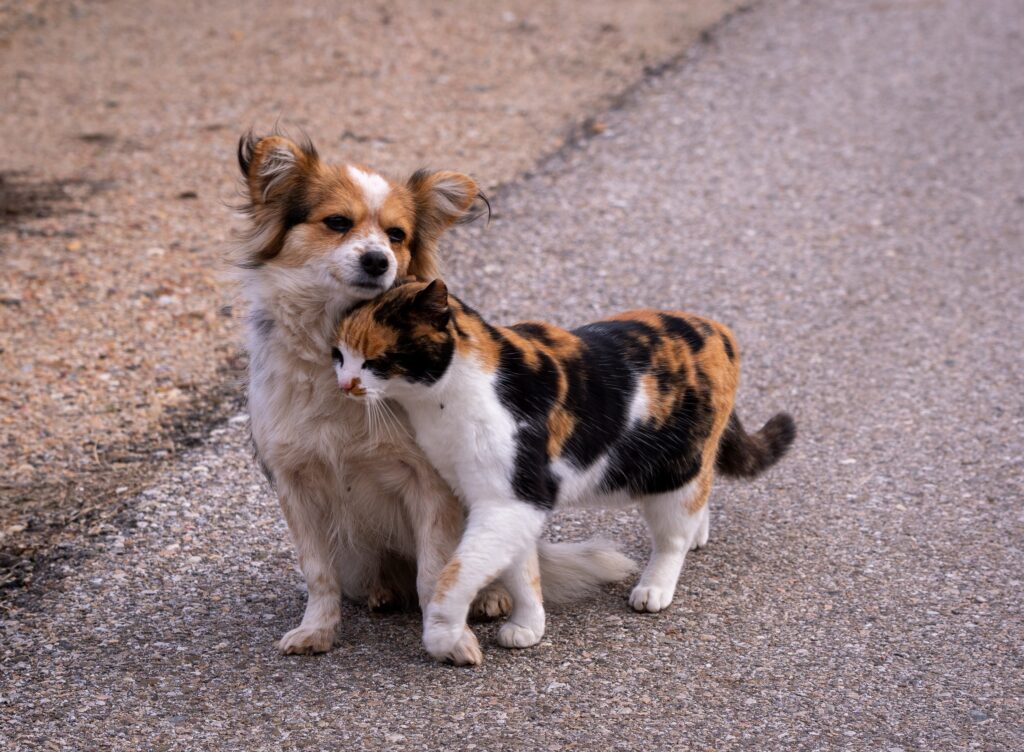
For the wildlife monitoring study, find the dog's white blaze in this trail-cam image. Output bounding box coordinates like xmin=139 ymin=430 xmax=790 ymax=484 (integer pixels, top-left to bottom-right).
xmin=348 ymin=166 xmax=390 ymax=212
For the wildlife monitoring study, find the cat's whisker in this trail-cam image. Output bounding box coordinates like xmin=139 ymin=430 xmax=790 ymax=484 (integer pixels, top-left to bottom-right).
xmin=378 ymin=399 xmax=411 ymax=441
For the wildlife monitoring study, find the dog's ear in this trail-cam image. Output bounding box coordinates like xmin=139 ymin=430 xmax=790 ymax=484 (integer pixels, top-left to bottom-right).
xmin=405 ymin=170 xmax=486 ymax=280
xmin=238 ymin=132 xmax=318 ymax=206
xmin=409 ymin=279 xmax=451 ymax=330
xmin=235 ymin=132 xmax=320 ymax=267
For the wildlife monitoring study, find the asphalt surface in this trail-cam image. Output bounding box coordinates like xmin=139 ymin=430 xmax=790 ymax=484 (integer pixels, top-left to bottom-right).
xmin=3 ymin=0 xmax=1022 ymax=749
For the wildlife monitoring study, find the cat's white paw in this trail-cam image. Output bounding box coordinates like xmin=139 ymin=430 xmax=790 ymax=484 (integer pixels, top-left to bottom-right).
xmin=496 ymin=622 xmax=544 ymax=649
xmin=423 ymin=605 xmax=483 ymax=666
xmin=692 ymin=509 xmax=710 ymax=549
xmin=424 ymin=624 xmax=483 ymax=666
xmin=629 ymin=584 xmax=675 ymax=613
xmin=278 ymin=624 xmax=335 ymax=655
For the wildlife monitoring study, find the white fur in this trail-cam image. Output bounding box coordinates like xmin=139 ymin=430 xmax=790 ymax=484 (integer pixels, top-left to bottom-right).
xmin=348 ymin=166 xmax=391 ymax=212
xmin=258 ymin=145 xmax=300 ymax=202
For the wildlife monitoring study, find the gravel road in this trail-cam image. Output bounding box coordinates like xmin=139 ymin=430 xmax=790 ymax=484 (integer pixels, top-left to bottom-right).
xmin=3 ymin=0 xmax=1022 ymax=749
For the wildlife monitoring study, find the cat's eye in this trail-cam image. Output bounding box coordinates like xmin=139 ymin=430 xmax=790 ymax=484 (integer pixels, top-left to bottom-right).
xmin=323 ymin=215 xmax=354 ymax=233
xmin=386 ymin=227 xmax=407 ymax=244
xmin=362 ymin=359 xmax=375 ymax=370
xmin=331 ymin=347 xmax=343 ymax=364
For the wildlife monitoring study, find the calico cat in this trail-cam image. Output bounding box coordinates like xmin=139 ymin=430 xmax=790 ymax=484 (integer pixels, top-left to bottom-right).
xmin=333 ymin=279 xmax=795 ymax=665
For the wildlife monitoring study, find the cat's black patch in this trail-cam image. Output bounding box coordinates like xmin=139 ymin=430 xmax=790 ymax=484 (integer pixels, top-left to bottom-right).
xmin=721 ymin=332 xmax=735 ymax=361
xmin=490 ymin=330 xmax=562 ymax=507
xmin=557 ymin=323 xmax=638 ymax=469
xmin=493 ymin=333 xmax=560 ymax=420
xmin=602 ymin=384 xmax=713 ymax=496
xmin=510 ymin=322 xmax=556 ymax=347
xmin=371 ymin=337 xmax=454 ymax=385
xmin=511 ymin=421 xmax=560 ymax=510
xmin=659 ymin=314 xmax=705 ymax=352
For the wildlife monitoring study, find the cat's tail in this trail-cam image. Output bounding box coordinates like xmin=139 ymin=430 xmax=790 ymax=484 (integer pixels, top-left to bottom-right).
xmin=715 ymin=411 xmax=796 ymax=479
xmin=538 ymin=539 xmax=637 ymax=604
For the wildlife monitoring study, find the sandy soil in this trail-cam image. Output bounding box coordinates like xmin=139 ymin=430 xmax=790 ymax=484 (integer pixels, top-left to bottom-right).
xmin=0 ymin=0 xmax=744 ymax=592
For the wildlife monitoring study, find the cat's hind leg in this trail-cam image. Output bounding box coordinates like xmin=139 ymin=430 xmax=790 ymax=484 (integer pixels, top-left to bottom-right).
xmin=496 ymin=544 xmax=546 ymax=649
xmin=691 ymin=504 xmax=710 ymax=550
xmin=630 ymin=475 xmax=711 ymax=613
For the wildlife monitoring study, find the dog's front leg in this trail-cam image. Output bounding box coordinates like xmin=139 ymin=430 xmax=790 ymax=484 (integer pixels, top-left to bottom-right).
xmin=398 ymin=463 xmax=464 ymax=611
xmin=276 ymin=471 xmax=340 ymax=655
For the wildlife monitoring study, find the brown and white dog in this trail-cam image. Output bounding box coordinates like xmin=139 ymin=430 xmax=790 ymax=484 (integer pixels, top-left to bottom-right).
xmin=232 ymin=133 xmax=634 ymax=658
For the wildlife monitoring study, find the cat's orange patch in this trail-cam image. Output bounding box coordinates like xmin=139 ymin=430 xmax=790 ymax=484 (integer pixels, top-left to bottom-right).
xmin=546 ymin=407 xmax=576 ymax=457
xmin=531 ymin=573 xmax=544 ymax=604
xmin=451 ymin=302 xmax=501 ymax=371
xmin=433 ymin=558 xmax=461 ymax=603
xmin=341 ymin=313 xmax=400 ymax=359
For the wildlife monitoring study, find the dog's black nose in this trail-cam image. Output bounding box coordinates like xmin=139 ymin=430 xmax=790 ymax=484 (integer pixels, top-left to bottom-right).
xmin=360 ymin=250 xmax=390 ymax=277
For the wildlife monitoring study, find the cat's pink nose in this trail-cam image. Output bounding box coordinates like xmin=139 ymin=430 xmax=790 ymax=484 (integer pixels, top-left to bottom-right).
xmin=339 ymin=376 xmax=365 ymax=396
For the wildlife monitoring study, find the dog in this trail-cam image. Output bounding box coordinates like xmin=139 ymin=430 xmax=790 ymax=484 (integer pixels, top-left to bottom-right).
xmin=232 ymin=133 xmax=635 ymax=657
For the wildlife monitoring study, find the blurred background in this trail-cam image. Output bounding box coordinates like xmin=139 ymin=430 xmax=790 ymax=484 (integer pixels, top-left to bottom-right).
xmin=0 ymin=0 xmax=741 ymax=592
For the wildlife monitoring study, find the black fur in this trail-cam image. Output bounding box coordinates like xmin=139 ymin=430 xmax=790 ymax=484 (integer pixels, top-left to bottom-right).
xmin=715 ymin=412 xmax=796 ymax=478
xmin=491 ymin=331 xmax=562 ymax=509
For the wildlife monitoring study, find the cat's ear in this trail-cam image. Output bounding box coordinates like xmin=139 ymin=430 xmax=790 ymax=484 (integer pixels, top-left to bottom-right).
xmin=410 ymin=279 xmax=451 ymax=329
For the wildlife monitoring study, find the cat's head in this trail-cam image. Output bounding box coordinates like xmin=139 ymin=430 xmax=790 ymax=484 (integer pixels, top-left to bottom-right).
xmin=333 ymin=279 xmax=455 ymax=401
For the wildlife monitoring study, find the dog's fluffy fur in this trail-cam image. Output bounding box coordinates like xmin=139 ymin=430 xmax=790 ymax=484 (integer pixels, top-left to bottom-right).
xmin=232 ymin=133 xmax=635 ymax=657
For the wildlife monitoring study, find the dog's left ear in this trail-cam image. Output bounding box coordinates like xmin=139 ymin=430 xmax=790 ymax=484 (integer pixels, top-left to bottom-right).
xmin=406 ymin=170 xmax=486 ymax=280
xmin=409 ymin=279 xmax=451 ymax=330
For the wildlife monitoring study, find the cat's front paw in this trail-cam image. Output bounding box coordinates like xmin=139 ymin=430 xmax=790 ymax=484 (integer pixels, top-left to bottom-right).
xmin=496 ymin=622 xmax=544 ymax=649
xmin=629 ymin=585 xmax=675 ymax=613
xmin=423 ymin=606 xmax=482 ymax=666
xmin=424 ymin=624 xmax=483 ymax=666
xmin=278 ymin=624 xmax=336 ymax=655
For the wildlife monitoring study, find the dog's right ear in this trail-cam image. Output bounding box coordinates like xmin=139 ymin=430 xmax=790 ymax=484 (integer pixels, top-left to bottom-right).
xmin=237 ymin=132 xmax=319 ymax=207
xmin=234 ymin=132 xmax=321 ymax=267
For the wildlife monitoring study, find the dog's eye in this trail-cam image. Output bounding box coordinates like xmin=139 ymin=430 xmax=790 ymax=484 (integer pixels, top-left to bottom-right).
xmin=386 ymin=227 xmax=406 ymax=243
xmin=323 ymin=215 xmax=354 ymax=233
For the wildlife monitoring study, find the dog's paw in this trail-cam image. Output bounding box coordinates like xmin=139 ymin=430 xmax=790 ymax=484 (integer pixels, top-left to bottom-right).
xmin=278 ymin=624 xmax=335 ymax=655
xmin=470 ymin=583 xmax=512 ymax=620
xmin=629 ymin=585 xmax=675 ymax=613
xmin=496 ymin=622 xmax=543 ymax=650
xmin=367 ymin=584 xmax=398 ymax=612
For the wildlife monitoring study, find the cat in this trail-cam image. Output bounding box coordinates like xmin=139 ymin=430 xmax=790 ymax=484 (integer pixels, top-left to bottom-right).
xmin=333 ymin=279 xmax=796 ymax=665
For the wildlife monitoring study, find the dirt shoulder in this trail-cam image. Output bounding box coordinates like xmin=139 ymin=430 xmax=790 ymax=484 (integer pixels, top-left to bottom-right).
xmin=0 ymin=0 xmax=746 ymax=596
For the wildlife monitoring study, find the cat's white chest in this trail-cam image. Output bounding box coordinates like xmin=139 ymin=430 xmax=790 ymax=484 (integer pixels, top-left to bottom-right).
xmin=401 ymin=356 xmax=518 ymax=504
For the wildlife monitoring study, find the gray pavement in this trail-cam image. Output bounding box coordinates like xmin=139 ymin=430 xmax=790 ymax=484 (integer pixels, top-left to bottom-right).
xmin=3 ymin=0 xmax=1022 ymax=749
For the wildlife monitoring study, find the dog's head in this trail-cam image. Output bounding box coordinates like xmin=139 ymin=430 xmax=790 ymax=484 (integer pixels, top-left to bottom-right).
xmin=234 ymin=132 xmax=484 ymax=303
